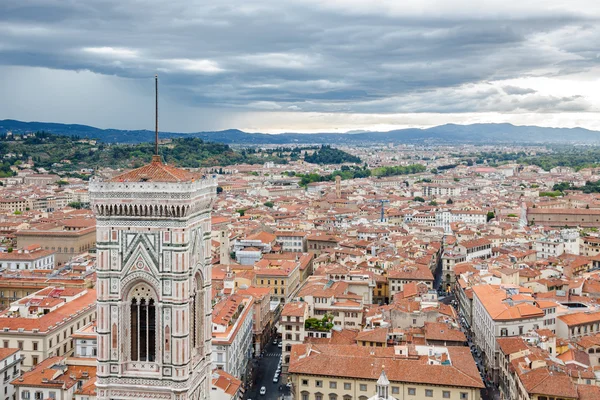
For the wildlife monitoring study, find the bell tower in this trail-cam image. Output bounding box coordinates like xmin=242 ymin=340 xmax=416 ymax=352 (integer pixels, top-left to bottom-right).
xmin=90 ymin=76 xmax=217 ymax=400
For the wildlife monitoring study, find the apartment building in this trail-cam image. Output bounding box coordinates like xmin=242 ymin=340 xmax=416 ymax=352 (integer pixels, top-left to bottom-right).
xmin=212 ymin=294 xmax=254 ymax=382
xmin=441 ymin=250 xmax=466 ymax=288
xmin=435 ymin=210 xmax=487 ymax=233
xmin=236 ymin=287 xmax=273 ymax=354
xmin=0 ymin=245 xmax=55 ymax=271
xmin=295 ymin=279 xmax=365 ymax=330
xmin=0 ymin=348 xmax=21 ymax=400
xmin=497 ymin=336 xmax=600 ymax=400
xmin=306 ymin=234 xmax=341 ymax=255
xmin=471 ymin=285 xmax=545 ymax=384
xmin=280 ymin=302 xmax=309 ymax=367
xmin=556 ymin=311 xmax=600 ymax=340
xmin=275 ymin=231 xmax=307 ymax=253
xmin=323 ymin=269 xmax=374 ymax=305
xmin=581 ymin=236 xmax=600 ymax=257
xmin=0 ymin=287 xmax=96 ymax=369
xmin=0 ymin=273 xmax=89 ymax=310
xmin=254 ymin=259 xmax=301 ymax=304
xmin=387 ymin=264 xmax=434 ymax=298
xmin=288 ymin=344 xmax=483 ymax=400
xmin=16 ymin=222 xmax=96 ymax=265
xmin=457 ymin=238 xmax=492 ymax=261
xmin=422 ymin=184 xmax=464 ymax=197
xmin=12 ymin=356 xmax=96 ymax=400
xmin=72 ymin=322 xmax=97 ymax=358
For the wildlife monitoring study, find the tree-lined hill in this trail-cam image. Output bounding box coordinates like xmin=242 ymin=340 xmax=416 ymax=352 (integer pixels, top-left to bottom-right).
xmin=2 ymin=120 xmax=600 ymax=144
xmin=0 ymin=132 xmax=287 ymax=175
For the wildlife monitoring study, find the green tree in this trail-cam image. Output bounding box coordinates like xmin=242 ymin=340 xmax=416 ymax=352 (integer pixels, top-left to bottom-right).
xmin=414 ymin=196 xmax=425 ymax=203
xmin=264 ymin=201 xmax=274 ymax=208
xmin=487 ymin=211 xmax=495 ymax=222
xmin=446 ymin=198 xmax=454 ymax=205
xmin=429 ymin=201 xmax=438 ymax=206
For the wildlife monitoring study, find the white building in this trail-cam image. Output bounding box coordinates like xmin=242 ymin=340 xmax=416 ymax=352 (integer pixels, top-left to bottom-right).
xmin=212 ymin=294 xmax=254 ymax=382
xmin=73 ymin=322 xmax=97 ymax=358
xmin=435 ymin=210 xmax=487 ymax=233
xmin=0 ymin=348 xmax=21 ymax=400
xmin=90 ymin=155 xmax=216 ymax=400
xmin=535 ymin=229 xmax=580 ymax=259
xmin=422 ymin=184 xmax=464 ymax=197
xmin=535 ymin=237 xmax=565 ymax=259
xmin=275 ymin=231 xmax=307 ymax=253
xmin=232 ymin=239 xmax=271 ymax=265
xmin=457 ymin=238 xmax=492 ymax=261
xmin=0 ymin=244 xmax=55 ymax=270
xmin=471 ymin=285 xmax=546 ymax=384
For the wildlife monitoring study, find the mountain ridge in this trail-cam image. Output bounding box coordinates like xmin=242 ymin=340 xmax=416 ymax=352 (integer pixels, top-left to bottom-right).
xmin=0 ymin=119 xmax=598 ymax=145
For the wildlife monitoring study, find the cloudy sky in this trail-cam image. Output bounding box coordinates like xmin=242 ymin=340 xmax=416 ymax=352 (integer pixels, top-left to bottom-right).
xmin=1 ymin=0 xmax=600 ymax=133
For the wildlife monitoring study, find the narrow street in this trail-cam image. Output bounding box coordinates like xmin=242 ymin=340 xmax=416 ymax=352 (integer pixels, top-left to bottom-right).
xmin=244 ymin=342 xmax=290 ymax=400
xmin=456 ymin=304 xmax=500 ymax=400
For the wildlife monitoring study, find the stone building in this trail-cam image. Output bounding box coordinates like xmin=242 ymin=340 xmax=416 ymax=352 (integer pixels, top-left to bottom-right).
xmin=90 ymin=155 xmax=217 ymax=400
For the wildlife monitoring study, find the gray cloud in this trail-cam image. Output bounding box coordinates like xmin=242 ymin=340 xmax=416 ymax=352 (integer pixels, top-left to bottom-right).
xmin=0 ymin=0 xmax=598 ymax=130
xmin=502 ymin=86 xmax=537 ymax=95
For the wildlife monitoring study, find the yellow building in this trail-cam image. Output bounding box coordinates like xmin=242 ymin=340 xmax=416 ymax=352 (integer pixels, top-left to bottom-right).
xmin=0 ymin=273 xmax=90 ymax=309
xmin=0 ymin=287 xmax=96 ymax=370
xmin=289 ymin=343 xmax=484 ymax=400
xmin=254 ymin=259 xmax=301 ymax=304
xmin=16 ymin=223 xmax=96 ymax=265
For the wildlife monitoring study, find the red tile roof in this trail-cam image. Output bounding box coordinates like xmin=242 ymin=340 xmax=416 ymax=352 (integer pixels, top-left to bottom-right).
xmin=110 ymin=157 xmax=199 ymax=183
xmin=289 ymin=344 xmax=484 ymax=389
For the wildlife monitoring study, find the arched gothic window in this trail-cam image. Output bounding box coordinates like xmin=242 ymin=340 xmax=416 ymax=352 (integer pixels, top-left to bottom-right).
xmin=129 ymin=284 xmax=157 ymax=362
xmin=190 ymin=275 xmax=204 ymax=353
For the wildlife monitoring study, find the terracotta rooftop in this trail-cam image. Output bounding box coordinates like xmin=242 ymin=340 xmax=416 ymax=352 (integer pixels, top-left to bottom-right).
xmin=472 ymin=285 xmax=543 ymax=321
xmin=212 ymin=369 xmax=241 ymax=396
xmin=282 ymin=301 xmax=307 ymax=317
xmin=558 ymin=311 xmax=600 ymax=327
xmin=356 ymin=327 xmax=388 ymax=343
xmin=289 ymin=344 xmax=484 ymax=389
xmin=109 ymin=157 xmax=199 ymax=183
xmin=424 ymin=322 xmax=466 ymax=343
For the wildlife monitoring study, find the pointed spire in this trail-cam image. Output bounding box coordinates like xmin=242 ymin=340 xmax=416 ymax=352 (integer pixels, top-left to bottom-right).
xmin=376 ymin=366 xmax=389 ymax=386
xmin=153 ymin=74 xmax=161 ymax=163
xmin=376 ymin=365 xmax=390 ymax=400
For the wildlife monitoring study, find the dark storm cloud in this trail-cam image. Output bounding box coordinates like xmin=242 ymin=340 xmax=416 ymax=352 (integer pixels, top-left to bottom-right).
xmin=0 ymin=0 xmax=599 ymax=116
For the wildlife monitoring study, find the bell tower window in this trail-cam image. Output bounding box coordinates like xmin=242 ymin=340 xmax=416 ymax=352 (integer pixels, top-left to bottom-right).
xmin=129 ymin=284 xmax=157 ymax=362
xmin=191 ymin=275 xmax=204 ymax=354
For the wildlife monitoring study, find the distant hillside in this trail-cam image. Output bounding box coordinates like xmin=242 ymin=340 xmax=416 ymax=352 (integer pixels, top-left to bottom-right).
xmin=1 ymin=119 xmax=599 ymax=144
xmin=0 ymin=133 xmax=287 ymax=175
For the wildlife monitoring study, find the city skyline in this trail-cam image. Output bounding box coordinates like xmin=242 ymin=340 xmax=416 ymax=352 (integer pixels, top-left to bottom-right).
xmin=1 ymin=0 xmax=599 ymax=133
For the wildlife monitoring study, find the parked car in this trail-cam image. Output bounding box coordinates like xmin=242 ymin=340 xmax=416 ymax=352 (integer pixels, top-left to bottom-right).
xmin=260 ymin=387 xmax=266 ymax=395
xmin=273 ymin=339 xmax=278 ymax=345
xmin=273 ymin=376 xmax=279 ymax=383
xmin=278 ymin=342 xmax=282 ymax=348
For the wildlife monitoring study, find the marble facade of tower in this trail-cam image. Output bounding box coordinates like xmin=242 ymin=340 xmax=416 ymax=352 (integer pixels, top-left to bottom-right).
xmin=90 ymin=156 xmax=217 ymax=400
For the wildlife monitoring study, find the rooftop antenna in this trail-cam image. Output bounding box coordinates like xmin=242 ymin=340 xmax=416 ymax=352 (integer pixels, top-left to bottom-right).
xmin=153 ymin=74 xmax=160 ymax=162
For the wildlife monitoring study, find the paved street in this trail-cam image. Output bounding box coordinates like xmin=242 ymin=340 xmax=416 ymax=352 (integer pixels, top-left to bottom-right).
xmin=456 ymin=304 xmax=500 ymax=400
xmin=244 ymin=342 xmax=289 ymax=400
